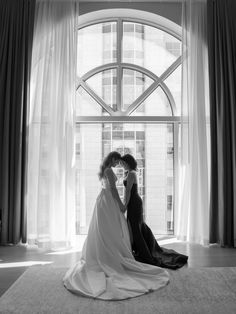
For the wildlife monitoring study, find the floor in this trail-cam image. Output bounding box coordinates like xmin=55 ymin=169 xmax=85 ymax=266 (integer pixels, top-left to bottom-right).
xmin=1 ymin=238 xmax=236 ymax=298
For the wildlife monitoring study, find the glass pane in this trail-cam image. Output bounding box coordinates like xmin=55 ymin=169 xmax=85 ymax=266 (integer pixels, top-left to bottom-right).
xmin=122 ymin=69 xmax=154 ymax=110
xmin=75 ymin=123 xmax=174 ymax=235
xmin=86 ymin=69 xmax=117 ymax=111
xmin=130 ymin=87 xmax=172 ymax=116
xmin=144 ymin=124 xmax=174 ymax=234
xmin=164 ymin=64 xmax=181 ymax=115
xmin=76 ymin=87 xmax=102 ymax=116
xmin=78 ymin=22 xmax=117 ymax=77
xmin=124 ymin=140 xmax=135 ymax=155
xmin=75 ymin=124 xmax=103 ymax=234
xmin=123 ymin=22 xmax=181 ymax=76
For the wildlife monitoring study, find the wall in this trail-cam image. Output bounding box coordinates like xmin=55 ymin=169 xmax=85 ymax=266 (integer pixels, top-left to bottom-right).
xmin=79 ymin=1 xmax=182 ymax=25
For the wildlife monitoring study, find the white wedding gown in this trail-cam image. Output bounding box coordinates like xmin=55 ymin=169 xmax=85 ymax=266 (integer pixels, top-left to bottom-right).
xmin=63 ymin=175 xmax=169 ymax=300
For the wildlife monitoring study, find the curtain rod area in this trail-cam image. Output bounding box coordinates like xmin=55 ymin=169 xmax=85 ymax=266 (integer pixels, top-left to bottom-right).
xmin=37 ymin=0 xmax=183 ymax=3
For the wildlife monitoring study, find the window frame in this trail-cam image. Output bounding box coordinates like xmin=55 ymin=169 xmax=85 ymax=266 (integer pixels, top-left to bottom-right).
xmin=76 ymin=9 xmax=182 ymax=235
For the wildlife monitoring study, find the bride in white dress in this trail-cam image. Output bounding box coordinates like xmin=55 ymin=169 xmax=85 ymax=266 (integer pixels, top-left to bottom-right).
xmin=63 ymin=151 xmax=169 ymax=300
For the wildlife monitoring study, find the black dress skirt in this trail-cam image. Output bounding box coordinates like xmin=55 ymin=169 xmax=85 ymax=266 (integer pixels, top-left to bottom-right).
xmin=124 ymin=180 xmax=188 ymax=270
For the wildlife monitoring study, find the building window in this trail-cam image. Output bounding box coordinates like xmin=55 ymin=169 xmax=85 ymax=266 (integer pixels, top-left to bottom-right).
xmin=167 ymin=195 xmax=173 ymax=211
xmin=167 ymin=221 xmax=174 ymax=232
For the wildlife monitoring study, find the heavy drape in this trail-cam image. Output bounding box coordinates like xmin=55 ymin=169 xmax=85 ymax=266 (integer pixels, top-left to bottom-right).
xmin=0 ymin=0 xmax=35 ymax=244
xmin=208 ymin=0 xmax=236 ymax=247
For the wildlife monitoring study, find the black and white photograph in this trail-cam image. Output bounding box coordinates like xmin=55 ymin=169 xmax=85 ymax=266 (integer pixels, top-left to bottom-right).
xmin=0 ymin=0 xmax=236 ymax=313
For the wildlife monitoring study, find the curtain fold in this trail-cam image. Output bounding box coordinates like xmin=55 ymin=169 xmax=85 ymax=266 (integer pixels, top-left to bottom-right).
xmin=208 ymin=0 xmax=236 ymax=247
xmin=176 ymin=0 xmax=211 ymax=245
xmin=0 ymin=0 xmax=35 ymax=244
xmin=27 ymin=0 xmax=78 ymax=249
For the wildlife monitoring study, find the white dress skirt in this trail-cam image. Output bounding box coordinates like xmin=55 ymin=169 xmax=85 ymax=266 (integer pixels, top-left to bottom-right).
xmin=63 ymin=179 xmax=169 ymax=300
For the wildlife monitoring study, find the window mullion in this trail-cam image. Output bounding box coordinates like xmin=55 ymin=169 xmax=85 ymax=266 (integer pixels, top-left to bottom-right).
xmin=117 ymin=18 xmax=122 ymax=112
xmin=159 ymin=56 xmax=182 ymax=82
xmin=76 ymin=116 xmax=181 ymax=123
xmin=173 ymin=122 xmax=179 ymax=236
xmin=125 ymin=80 xmax=160 ymax=116
xmin=79 ymin=81 xmax=114 ymax=116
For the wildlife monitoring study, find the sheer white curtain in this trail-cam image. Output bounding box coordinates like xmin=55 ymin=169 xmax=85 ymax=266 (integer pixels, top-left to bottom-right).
xmin=176 ymin=0 xmax=211 ymax=245
xmin=27 ymin=0 xmax=78 ymax=249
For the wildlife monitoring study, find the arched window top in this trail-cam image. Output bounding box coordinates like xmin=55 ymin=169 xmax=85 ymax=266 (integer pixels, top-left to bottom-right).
xmin=77 ymin=9 xmax=182 ymax=118
xmin=78 ymin=9 xmax=182 ymax=39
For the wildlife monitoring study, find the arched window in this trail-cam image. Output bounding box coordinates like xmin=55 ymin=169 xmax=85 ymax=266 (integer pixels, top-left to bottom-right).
xmin=75 ymin=10 xmax=182 ymax=236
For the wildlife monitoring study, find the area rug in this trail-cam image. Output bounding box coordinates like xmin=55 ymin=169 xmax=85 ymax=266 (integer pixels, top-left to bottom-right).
xmin=0 ymin=266 xmax=236 ymax=314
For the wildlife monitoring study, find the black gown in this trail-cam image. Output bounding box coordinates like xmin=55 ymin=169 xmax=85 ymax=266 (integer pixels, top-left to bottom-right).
xmin=124 ymin=180 xmax=188 ymax=270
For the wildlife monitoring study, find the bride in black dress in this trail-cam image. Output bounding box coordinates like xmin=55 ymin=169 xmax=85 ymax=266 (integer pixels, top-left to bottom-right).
xmin=120 ymin=153 xmax=188 ymax=270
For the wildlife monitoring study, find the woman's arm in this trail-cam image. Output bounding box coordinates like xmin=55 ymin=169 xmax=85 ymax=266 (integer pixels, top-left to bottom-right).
xmin=124 ymin=171 xmax=135 ymax=207
xmin=104 ymin=168 xmax=126 ymax=213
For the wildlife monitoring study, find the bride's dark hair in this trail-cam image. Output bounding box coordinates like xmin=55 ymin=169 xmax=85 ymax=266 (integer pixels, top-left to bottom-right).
xmin=98 ymin=151 xmax=121 ymax=180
